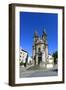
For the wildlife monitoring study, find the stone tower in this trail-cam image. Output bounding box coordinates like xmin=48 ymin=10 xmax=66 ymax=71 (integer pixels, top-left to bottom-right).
xmin=42 ymin=30 xmax=48 ymax=61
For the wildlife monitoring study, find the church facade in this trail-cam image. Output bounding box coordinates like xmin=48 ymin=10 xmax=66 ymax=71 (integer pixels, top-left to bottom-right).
xmin=32 ymin=30 xmax=54 ymax=68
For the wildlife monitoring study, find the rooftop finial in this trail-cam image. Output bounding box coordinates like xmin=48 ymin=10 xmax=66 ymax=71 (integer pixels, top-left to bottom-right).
xmin=43 ymin=27 xmax=47 ymax=35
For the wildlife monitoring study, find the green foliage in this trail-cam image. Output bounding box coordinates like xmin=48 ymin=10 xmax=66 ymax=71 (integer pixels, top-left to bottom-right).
xmin=52 ymin=51 xmax=58 ymax=64
xmin=20 ymin=62 xmax=24 ymax=65
xmin=20 ymin=61 xmax=27 ymax=67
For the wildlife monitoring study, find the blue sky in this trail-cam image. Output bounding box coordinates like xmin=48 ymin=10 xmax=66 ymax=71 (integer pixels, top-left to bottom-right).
xmin=20 ymin=12 xmax=58 ymax=56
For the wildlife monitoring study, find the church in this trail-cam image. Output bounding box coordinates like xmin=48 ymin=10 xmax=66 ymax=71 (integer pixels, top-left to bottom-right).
xmin=32 ymin=29 xmax=54 ymax=68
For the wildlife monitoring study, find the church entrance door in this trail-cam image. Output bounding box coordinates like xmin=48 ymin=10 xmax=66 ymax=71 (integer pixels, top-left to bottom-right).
xmin=38 ymin=52 xmax=42 ymax=65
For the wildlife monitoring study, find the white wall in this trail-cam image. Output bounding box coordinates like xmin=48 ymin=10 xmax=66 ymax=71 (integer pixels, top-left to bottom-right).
xmin=0 ymin=0 xmax=66 ymax=90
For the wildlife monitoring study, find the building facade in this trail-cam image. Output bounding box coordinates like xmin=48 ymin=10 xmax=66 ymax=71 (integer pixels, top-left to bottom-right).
xmin=20 ymin=49 xmax=28 ymax=66
xmin=32 ymin=30 xmax=54 ymax=68
xmin=20 ymin=49 xmax=33 ymax=66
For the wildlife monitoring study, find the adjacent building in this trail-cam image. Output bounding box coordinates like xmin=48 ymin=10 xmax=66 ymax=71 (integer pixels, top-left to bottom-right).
xmin=20 ymin=49 xmax=28 ymax=65
xmin=20 ymin=49 xmax=32 ymax=66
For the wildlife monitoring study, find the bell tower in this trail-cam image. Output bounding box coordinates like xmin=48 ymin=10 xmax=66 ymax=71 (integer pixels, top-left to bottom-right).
xmin=34 ymin=31 xmax=38 ymax=43
xmin=32 ymin=31 xmax=39 ymax=65
xmin=42 ymin=29 xmax=47 ymax=44
xmin=42 ymin=29 xmax=48 ymax=61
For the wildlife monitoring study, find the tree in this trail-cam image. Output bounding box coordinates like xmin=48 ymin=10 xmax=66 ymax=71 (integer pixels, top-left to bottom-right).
xmin=52 ymin=51 xmax=58 ymax=64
